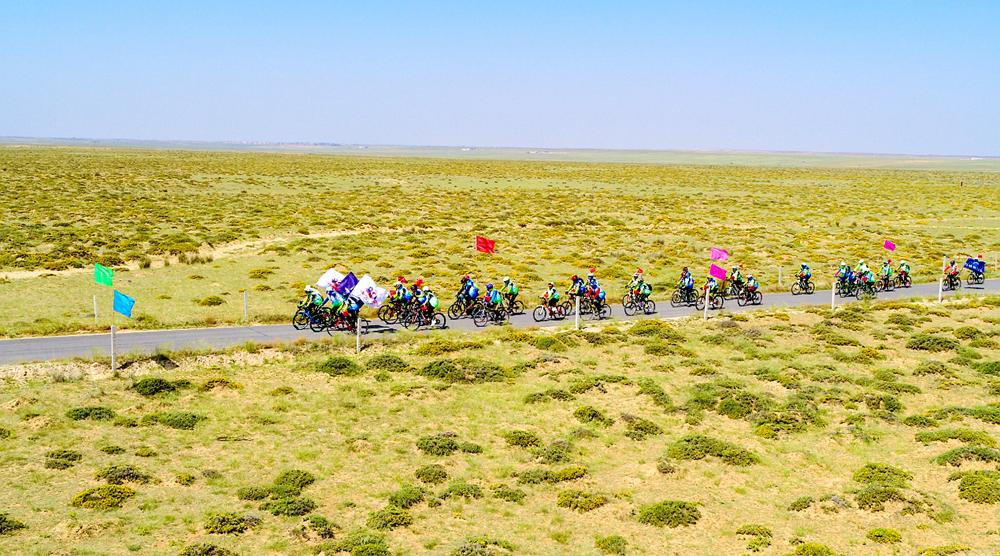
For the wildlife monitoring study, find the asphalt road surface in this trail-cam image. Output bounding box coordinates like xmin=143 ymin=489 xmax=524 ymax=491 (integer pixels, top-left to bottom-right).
xmin=1 ymin=279 xmax=996 ymax=365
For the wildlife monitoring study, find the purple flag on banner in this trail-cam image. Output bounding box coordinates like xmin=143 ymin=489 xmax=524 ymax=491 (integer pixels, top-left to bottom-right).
xmin=883 ymin=240 xmax=896 ymax=251
xmin=710 ymin=247 xmax=729 ymax=261
xmin=336 ymin=272 xmax=359 ymax=294
xmin=709 ymin=264 xmax=728 ymax=280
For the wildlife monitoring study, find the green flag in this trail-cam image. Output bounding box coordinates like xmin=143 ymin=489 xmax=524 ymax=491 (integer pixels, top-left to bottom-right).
xmin=94 ymin=263 xmax=114 ymax=286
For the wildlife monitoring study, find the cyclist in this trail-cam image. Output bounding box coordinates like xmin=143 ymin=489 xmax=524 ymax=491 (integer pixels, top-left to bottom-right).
xmin=484 ymin=283 xmax=504 ymax=310
xmin=679 ymin=267 xmax=695 ymax=294
xmin=344 ymin=295 xmax=363 ymax=322
xmin=629 ymin=270 xmax=651 ymax=300
xmin=568 ymin=274 xmax=587 ymax=297
xmin=799 ymin=263 xmax=812 ymax=285
xmin=729 ymin=266 xmax=744 ymax=289
xmin=392 ymin=280 xmax=412 ymax=304
xmin=303 ymin=286 xmax=325 ymax=307
xmin=326 ymin=286 xmax=346 ymax=313
xmin=418 ymin=286 xmax=438 ymax=318
xmin=897 ymin=260 xmax=910 ymax=280
xmin=459 ymin=275 xmax=479 ymax=304
xmin=944 ymin=260 xmax=960 ymax=283
xmin=542 ymin=282 xmax=561 ymax=316
xmin=704 ymin=276 xmax=720 ymax=296
xmin=500 ymin=276 xmax=519 ymax=307
xmin=856 ymin=259 xmax=870 ymax=275
xmin=881 ymin=259 xmax=893 ymax=282
xmin=745 ymin=274 xmax=759 ymax=294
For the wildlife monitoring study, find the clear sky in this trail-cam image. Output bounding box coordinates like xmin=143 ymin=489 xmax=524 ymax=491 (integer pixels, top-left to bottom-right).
xmin=1 ymin=1 xmax=998 ymax=155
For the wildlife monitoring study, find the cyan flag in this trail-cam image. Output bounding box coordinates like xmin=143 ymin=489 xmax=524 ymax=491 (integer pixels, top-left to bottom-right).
xmin=113 ymin=290 xmax=135 ymax=318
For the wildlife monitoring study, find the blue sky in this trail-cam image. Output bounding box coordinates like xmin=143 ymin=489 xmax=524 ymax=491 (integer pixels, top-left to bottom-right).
xmin=1 ymin=1 xmax=998 ymax=155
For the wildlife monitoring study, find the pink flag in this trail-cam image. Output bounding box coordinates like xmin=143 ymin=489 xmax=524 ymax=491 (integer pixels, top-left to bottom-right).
xmin=710 ymin=247 xmax=729 ymax=261
xmin=883 ymin=240 xmax=896 ymax=251
xmin=709 ymin=264 xmax=728 ymax=280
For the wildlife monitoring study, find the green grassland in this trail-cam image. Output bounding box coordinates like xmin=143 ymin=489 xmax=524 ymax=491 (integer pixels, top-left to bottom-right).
xmin=1 ymin=297 xmax=999 ymax=555
xmin=0 ymin=146 xmax=998 ymax=337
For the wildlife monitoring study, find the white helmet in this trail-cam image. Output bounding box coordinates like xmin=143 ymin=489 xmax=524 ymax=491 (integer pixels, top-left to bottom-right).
xmin=422 ymin=286 xmax=430 ymax=292
xmin=502 ymin=276 xmax=510 ymax=283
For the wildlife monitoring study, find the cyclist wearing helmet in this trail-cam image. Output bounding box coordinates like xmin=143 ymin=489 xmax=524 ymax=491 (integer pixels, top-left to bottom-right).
xmin=586 ymin=272 xmax=605 ymax=304
xmin=745 ymin=274 xmax=759 ymax=292
xmin=587 ymin=271 xmax=600 ymax=291
xmin=881 ymin=259 xmax=893 ymax=280
xmin=944 ymin=260 xmax=960 ymax=278
xmin=897 ymin=260 xmax=910 ymax=277
xmin=304 ymin=286 xmax=324 ymax=307
xmin=543 ymin=282 xmax=561 ymax=307
xmin=459 ymin=275 xmax=478 ymax=304
xmin=568 ymin=274 xmax=586 ymax=297
xmin=729 ymin=266 xmax=744 ymax=288
xmin=704 ymin=276 xmax=719 ymax=294
xmin=856 ymin=259 xmax=869 ymax=275
xmin=326 ymin=286 xmax=346 ymax=312
xmin=679 ymin=267 xmax=694 ymax=292
xmin=418 ymin=285 xmax=438 ymax=315
xmin=500 ymin=276 xmax=519 ymax=306
xmin=799 ymin=263 xmax=811 ymax=283
xmin=392 ymin=280 xmax=411 ymax=304
xmin=484 ymin=283 xmax=503 ymax=308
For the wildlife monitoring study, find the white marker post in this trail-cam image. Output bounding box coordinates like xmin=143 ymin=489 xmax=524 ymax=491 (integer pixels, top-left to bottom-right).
xmin=356 ymin=318 xmax=362 ymax=354
xmin=109 ymin=290 xmax=116 ymax=371
xmin=938 ymin=277 xmax=943 ymax=303
xmin=703 ymin=287 xmax=710 ymax=320
xmin=93 ymin=294 xmax=99 ymax=325
xmin=777 ymin=267 xmax=782 ymax=286
xmin=831 ymin=280 xmax=836 ymax=311
xmin=574 ymin=296 xmax=580 ymax=330
xmin=243 ymin=291 xmax=249 ymax=323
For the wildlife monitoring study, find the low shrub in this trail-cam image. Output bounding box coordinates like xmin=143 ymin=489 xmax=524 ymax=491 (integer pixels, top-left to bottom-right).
xmin=0 ymin=513 xmax=27 ymax=535
xmin=492 ymin=484 xmax=526 ymax=503
xmin=736 ymin=524 xmax=772 ymax=551
xmin=556 ymin=489 xmax=608 ymax=512
xmin=66 ymin=406 xmax=116 ymax=421
xmin=933 ymin=446 xmax=1000 ymax=466
xmin=502 ymin=429 xmax=542 ymax=448
xmin=417 ymin=433 xmax=460 ymax=456
xmin=176 ymin=473 xmax=196 ymax=486
xmin=366 ymin=505 xmax=413 ymax=530
xmin=524 ymin=388 xmax=574 ymax=404
xmin=621 ymin=414 xmax=663 ymax=440
xmin=204 ymin=512 xmax=262 ymax=534
xmin=260 ymin=497 xmax=316 ymax=516
xmin=913 ymin=361 xmax=953 ymax=376
xmin=387 ymin=484 xmax=425 ymax=509
xmin=270 ymin=386 xmax=294 ymax=396
xmin=96 ymin=464 xmax=152 ymax=485
xmin=197 ymin=295 xmax=225 ymax=307
xmin=636 ymin=378 xmax=674 ymax=410
xmin=852 ymin=463 xmax=912 ymax=487
xmin=418 ymin=357 xmax=508 ymax=383
xmin=70 ymin=484 xmax=136 ymax=510
xmin=44 ymin=449 xmax=82 ymax=469
xmin=867 ymin=527 xmax=902 ymax=544
xmin=0 ymin=427 xmax=12 ymax=440
xmin=855 ymin=484 xmax=906 ymax=511
xmin=537 ymin=441 xmax=572 ymax=464
xmin=976 ymin=361 xmax=1000 ymax=376
xmin=315 ymin=356 xmax=362 ymax=377
xmin=326 ymin=529 xmax=389 ymax=556
xmin=573 ymin=406 xmax=613 ymax=426
xmin=236 ymin=486 xmax=270 ymax=501
xmin=135 ymin=446 xmax=157 ymax=457
xmin=199 ymin=377 xmax=241 ymax=391
xmin=903 ymin=415 xmax=937 ymax=427
xmin=666 ymin=434 xmax=760 ymax=466
xmin=305 ymin=515 xmax=338 ymax=539
xmin=656 ymin=459 xmax=676 ymax=474
xmin=414 ymin=339 xmax=482 ymax=356
xmin=636 ymin=500 xmax=701 ymax=527
xmin=366 ymin=354 xmax=412 ymax=373
xmin=414 ymin=464 xmax=448 ymax=484
xmin=451 ymin=537 xmax=515 ymax=556
xmin=788 ymin=544 xmax=837 ymax=556
xmin=141 ymin=411 xmax=205 ymax=430
xmin=179 ymin=543 xmax=237 ymax=556
xmin=907 ymin=334 xmax=959 ymax=352
xmin=915 ymin=428 xmax=995 ymax=447
xmin=132 ymin=377 xmax=177 ymax=396
xmin=273 ymin=469 xmax=316 ymax=492
xmin=628 ymin=319 xmax=682 ymax=340
xmin=550 ymin=465 xmax=587 ymax=482
xmin=787 ymin=496 xmax=813 ymax=511
xmin=594 ymin=535 xmax=627 ymax=555
xmin=916 ymin=545 xmax=972 ymax=556
xmin=953 ymin=471 xmax=1000 ymax=504
xmin=439 ymin=480 xmax=483 ymax=500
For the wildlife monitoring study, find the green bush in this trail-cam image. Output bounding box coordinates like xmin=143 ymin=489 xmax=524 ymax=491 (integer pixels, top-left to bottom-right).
xmin=537 ymin=441 xmax=572 ymax=464
xmin=414 ymin=464 xmax=448 ymax=484
xmin=44 ymin=449 xmax=83 ymax=469
xmin=954 ymin=471 xmax=1000 ymax=504
xmin=315 ymin=356 xmax=362 ymax=377
xmin=414 ymin=339 xmax=482 ymax=356
xmin=913 ymin=361 xmax=953 ymax=376
xmin=933 ymin=446 xmax=1000 ymax=466
xmin=636 ymin=500 xmax=701 ymax=527
xmin=135 ymin=446 xmax=157 ymax=457
xmin=439 ymin=480 xmax=483 ymax=500
xmin=70 ymin=484 xmax=136 ymax=510
xmin=915 ymin=428 xmax=995 ymax=447
xmin=855 ymin=484 xmax=906 ymax=511
xmin=248 ymin=268 xmax=274 ymax=280
xmin=628 ymin=319 xmax=682 ymax=340
xmin=666 ymin=434 xmax=760 ymax=466
xmin=907 ymin=334 xmax=959 ymax=352
xmin=903 ymin=415 xmax=937 ymax=427
xmin=852 ymin=463 xmax=912 ymax=487
xmin=366 ymin=505 xmax=413 ymax=530
xmin=787 ymin=544 xmax=837 ymax=556
xmin=524 ymin=388 xmax=574 ymax=404
xmin=418 ymin=357 xmax=507 ymax=383
xmin=273 ymin=469 xmax=316 ymax=491
xmin=867 ymin=528 xmax=902 ymax=544
xmin=236 ymin=486 xmax=270 ymax=501
xmin=916 ymin=546 xmax=971 ymax=556
xmin=550 ymin=465 xmax=587 ymax=482
xmin=0 ymin=427 xmax=12 ymax=440
xmin=976 ymin=361 xmax=1000 ymax=376
xmin=492 ymin=484 xmax=526 ymax=503
xmin=387 ymin=484 xmax=425 ymax=509
xmin=573 ymin=406 xmax=613 ymax=426
xmin=502 ymin=429 xmax=542 ymax=448
xmin=787 ymin=496 xmax=813 ymax=511
xmin=197 ymin=295 xmax=225 ymax=306
xmin=113 ymin=416 xmax=138 ymax=427
xmin=0 ymin=513 xmax=27 ymax=535
xmin=736 ymin=524 xmax=773 ymax=551
xmin=594 ymin=535 xmax=627 ymax=555
xmin=179 ymin=543 xmax=237 ymax=556
xmin=204 ymin=512 xmax=262 ymax=534
xmin=142 ymin=411 xmax=205 ymax=430
xmin=366 ymin=354 xmax=412 ymax=373
xmin=132 ymin=377 xmax=177 ymax=396
xmin=621 ymin=414 xmax=663 ymax=440
xmin=326 ymin=529 xmax=389 ymax=556
xmin=556 ymin=489 xmax=608 ymax=512
xmin=66 ymin=406 xmax=116 ymax=421
xmin=450 ymin=537 xmax=515 ymax=556
xmin=176 ymin=473 xmax=196 ymax=486
xmin=516 ymin=468 xmax=552 ymax=485
xmin=96 ymin=464 xmax=153 ymax=484
xmin=636 ymin=378 xmax=674 ymax=410
xmin=417 ymin=433 xmax=460 ymax=456
xmin=953 ymin=326 xmax=982 ymax=340
xmin=305 ymin=515 xmax=337 ymax=539
xmin=199 ymin=377 xmax=241 ymax=391
xmin=260 ymin=496 xmax=316 ymax=516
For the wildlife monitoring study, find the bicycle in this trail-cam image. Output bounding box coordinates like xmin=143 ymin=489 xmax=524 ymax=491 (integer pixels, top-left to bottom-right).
xmin=875 ymin=274 xmax=895 ymax=293
xmin=623 ymin=288 xmax=656 ymax=315
xmin=790 ymin=277 xmax=815 ymax=295
xmin=943 ymin=274 xmax=962 ymax=292
xmin=399 ymin=306 xmax=447 ymax=330
xmin=502 ymin=294 xmax=525 ymax=315
xmin=695 ymin=289 xmax=725 ymax=311
xmin=532 ymin=296 xmax=567 ymax=322
xmin=447 ymin=294 xmax=478 ymax=320
xmin=670 ymin=287 xmax=700 ymax=307
xmin=736 ymin=288 xmax=763 ymax=306
xmin=473 ymin=301 xmax=509 ymax=327
xmin=967 ymin=271 xmax=985 ymax=286
xmin=894 ymin=272 xmax=912 ymax=288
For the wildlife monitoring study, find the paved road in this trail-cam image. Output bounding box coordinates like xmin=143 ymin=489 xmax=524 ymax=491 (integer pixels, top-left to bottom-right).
xmin=1 ymin=279 xmax=996 ymax=365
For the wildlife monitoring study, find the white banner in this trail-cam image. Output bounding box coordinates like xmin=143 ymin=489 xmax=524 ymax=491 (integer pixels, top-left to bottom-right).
xmin=316 ymin=268 xmax=345 ymax=290
xmin=350 ymin=274 xmax=389 ymax=307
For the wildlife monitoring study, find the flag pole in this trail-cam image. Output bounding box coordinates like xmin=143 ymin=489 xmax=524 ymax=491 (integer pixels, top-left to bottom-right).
xmin=110 ymin=290 xmax=117 ymax=372
xmin=830 ymin=279 xmax=836 ymax=311
xmin=703 ymin=286 xmax=710 ymax=320
xmin=574 ymin=295 xmax=580 ymax=331
xmin=356 ymin=316 xmax=362 ymax=354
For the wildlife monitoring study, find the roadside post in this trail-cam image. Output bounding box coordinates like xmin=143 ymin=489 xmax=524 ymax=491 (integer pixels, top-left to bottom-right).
xmin=703 ymin=287 xmax=710 ymax=320
xmin=356 ymin=318 xmax=362 ymax=354
xmin=830 ymin=280 xmax=836 ymax=311
xmin=574 ymin=296 xmax=580 ymax=330
xmin=93 ymin=294 xmax=99 ymax=325
xmin=938 ymin=277 xmax=943 ymax=303
xmin=243 ymin=291 xmax=249 ymax=323
xmin=110 ymin=302 xmax=117 ymax=372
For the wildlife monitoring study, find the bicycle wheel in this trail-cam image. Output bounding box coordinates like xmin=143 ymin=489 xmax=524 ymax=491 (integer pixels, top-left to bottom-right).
xmin=533 ymin=306 xmax=548 ymax=322
xmin=712 ymin=296 xmax=724 ymax=310
xmin=561 ymin=300 xmax=574 ymax=316
xmin=806 ymin=282 xmax=815 ymax=294
xmin=695 ymin=295 xmax=705 ymax=311
xmin=447 ymin=302 xmax=463 ymax=320
xmin=753 ymin=291 xmax=763 ymax=305
xmin=399 ymin=309 xmax=416 ymax=329
xmin=292 ymin=309 xmax=309 ymax=330
xmin=670 ymin=291 xmax=682 ymax=307
xmin=790 ymin=282 xmax=801 ymax=295
xmin=432 ymin=313 xmax=446 ymax=329
xmin=309 ymin=309 xmax=329 ymax=332
xmin=643 ymin=299 xmax=656 ymax=314
xmin=472 ymin=306 xmax=489 ymax=327
xmin=377 ymin=305 xmax=394 ymax=325
xmin=511 ymin=300 xmax=525 ymax=314
xmin=737 ymin=292 xmax=748 ymax=307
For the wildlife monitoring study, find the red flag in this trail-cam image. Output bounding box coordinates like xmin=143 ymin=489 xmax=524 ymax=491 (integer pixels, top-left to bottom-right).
xmin=475 ymin=235 xmax=495 ymax=254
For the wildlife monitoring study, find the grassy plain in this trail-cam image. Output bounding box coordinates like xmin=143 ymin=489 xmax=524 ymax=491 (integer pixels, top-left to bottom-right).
xmin=0 ymin=146 xmax=998 ymax=337
xmin=0 ymin=297 xmax=999 ymax=555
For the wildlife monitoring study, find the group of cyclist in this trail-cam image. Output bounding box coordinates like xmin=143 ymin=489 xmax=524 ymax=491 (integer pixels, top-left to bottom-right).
xmin=675 ymin=265 xmax=760 ymax=298
xmin=835 ymin=258 xmax=913 ymax=295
